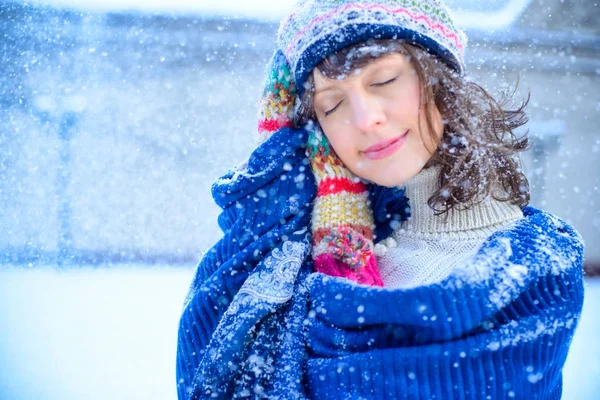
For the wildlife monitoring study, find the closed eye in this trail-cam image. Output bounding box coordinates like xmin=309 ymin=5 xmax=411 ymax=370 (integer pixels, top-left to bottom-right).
xmin=324 ymin=100 xmax=343 ymax=117
xmin=373 ymin=77 xmax=397 ymax=87
xmin=323 ymin=77 xmax=396 ymax=116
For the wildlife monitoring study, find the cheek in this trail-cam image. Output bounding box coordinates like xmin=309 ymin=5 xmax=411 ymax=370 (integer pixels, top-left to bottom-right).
xmin=320 ymin=126 xmax=365 ymax=174
xmin=328 ymin=132 xmax=357 ymax=161
xmin=320 ymin=123 xmax=350 ymax=154
xmin=388 ymin=77 xmax=422 ymax=118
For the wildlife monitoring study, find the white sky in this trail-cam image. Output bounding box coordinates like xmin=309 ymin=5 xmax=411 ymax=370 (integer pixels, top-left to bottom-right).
xmin=25 ymin=0 xmax=297 ymax=20
xmin=23 ymin=0 xmax=534 ymax=29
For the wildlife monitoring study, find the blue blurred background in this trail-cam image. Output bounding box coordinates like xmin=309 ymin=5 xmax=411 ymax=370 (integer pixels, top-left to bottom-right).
xmin=0 ymin=0 xmax=598 ymax=399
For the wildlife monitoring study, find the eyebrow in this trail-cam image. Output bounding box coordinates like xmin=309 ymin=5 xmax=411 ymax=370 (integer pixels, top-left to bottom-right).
xmin=313 ymin=84 xmax=336 ymax=97
xmin=312 ymin=55 xmax=404 ymax=96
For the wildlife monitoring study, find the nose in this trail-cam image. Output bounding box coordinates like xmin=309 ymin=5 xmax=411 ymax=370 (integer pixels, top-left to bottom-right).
xmin=350 ymin=92 xmax=386 ymax=133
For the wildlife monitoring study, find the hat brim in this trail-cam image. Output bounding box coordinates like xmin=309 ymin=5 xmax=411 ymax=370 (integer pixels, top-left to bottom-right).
xmin=294 ymin=23 xmax=462 ymax=98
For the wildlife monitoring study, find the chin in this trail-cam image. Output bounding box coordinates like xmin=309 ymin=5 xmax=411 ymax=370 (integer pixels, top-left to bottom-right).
xmin=368 ymin=167 xmax=419 ymax=187
xmin=368 ymin=175 xmax=408 ymax=188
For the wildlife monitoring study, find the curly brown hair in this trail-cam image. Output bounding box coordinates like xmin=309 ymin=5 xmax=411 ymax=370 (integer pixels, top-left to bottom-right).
xmin=295 ymin=39 xmax=530 ymax=215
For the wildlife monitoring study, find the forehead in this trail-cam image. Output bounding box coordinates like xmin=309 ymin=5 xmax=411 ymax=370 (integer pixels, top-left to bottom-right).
xmin=312 ymin=52 xmax=410 ymax=91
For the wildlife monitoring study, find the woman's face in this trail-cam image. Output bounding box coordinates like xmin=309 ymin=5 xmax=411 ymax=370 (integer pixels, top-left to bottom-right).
xmin=312 ymin=52 xmax=444 ymax=187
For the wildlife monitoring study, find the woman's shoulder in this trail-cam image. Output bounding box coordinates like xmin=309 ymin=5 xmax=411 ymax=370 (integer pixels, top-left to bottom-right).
xmin=513 ymin=206 xmax=583 ymax=244
xmin=476 ymin=205 xmax=585 ymax=278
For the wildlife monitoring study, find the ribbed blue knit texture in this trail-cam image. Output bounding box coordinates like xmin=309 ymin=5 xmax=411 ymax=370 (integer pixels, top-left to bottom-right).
xmin=176 ymin=128 xmax=585 ymax=399
xmin=176 ymin=127 xmax=315 ymax=399
xmin=304 ymin=208 xmax=584 ymax=399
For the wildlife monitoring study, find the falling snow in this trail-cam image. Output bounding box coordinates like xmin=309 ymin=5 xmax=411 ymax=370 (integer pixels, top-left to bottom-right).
xmin=0 ymin=0 xmax=598 ymax=399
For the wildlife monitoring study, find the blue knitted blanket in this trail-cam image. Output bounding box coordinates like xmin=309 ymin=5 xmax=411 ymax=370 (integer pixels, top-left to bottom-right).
xmin=176 ymin=128 xmax=585 ymax=400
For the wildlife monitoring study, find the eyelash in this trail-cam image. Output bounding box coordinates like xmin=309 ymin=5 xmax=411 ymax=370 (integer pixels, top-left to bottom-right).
xmin=323 ymin=77 xmax=397 ymax=117
xmin=373 ymin=77 xmax=397 ymax=87
xmin=324 ymin=103 xmax=341 ymax=117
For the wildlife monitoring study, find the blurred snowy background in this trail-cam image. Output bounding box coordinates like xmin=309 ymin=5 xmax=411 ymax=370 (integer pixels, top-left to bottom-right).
xmin=0 ymin=0 xmax=598 ymax=399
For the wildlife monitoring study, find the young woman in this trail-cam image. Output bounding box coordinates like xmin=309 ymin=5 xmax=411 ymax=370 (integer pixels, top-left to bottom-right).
xmin=176 ymin=1 xmax=585 ymax=399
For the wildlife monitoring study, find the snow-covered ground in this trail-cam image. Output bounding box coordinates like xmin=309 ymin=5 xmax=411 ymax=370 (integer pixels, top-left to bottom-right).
xmin=0 ymin=266 xmax=598 ymax=399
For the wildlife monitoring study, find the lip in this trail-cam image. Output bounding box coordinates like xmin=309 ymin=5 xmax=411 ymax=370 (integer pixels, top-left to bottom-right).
xmin=363 ymin=131 xmax=408 ymax=160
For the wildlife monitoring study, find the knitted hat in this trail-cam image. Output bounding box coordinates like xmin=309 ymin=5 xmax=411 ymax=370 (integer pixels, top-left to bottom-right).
xmin=277 ymin=0 xmax=467 ymax=96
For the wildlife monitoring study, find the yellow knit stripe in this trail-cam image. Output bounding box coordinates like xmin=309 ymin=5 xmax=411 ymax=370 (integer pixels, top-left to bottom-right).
xmin=311 ymin=156 xmax=356 ymax=180
xmin=311 ymin=192 xmax=373 ymax=228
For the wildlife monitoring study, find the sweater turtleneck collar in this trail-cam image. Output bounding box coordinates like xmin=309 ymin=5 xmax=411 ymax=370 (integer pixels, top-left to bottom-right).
xmin=398 ymin=165 xmax=524 ymax=238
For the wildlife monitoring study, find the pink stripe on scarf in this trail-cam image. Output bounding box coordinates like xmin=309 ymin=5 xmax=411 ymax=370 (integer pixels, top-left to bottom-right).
xmin=314 ymin=253 xmax=384 ymax=287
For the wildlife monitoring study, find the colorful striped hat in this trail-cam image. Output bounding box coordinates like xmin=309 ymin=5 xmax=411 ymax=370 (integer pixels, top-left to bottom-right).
xmin=278 ymin=0 xmax=467 ymax=96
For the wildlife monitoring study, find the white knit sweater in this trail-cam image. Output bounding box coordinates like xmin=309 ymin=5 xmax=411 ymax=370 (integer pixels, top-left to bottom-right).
xmin=375 ymin=166 xmax=524 ymax=289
